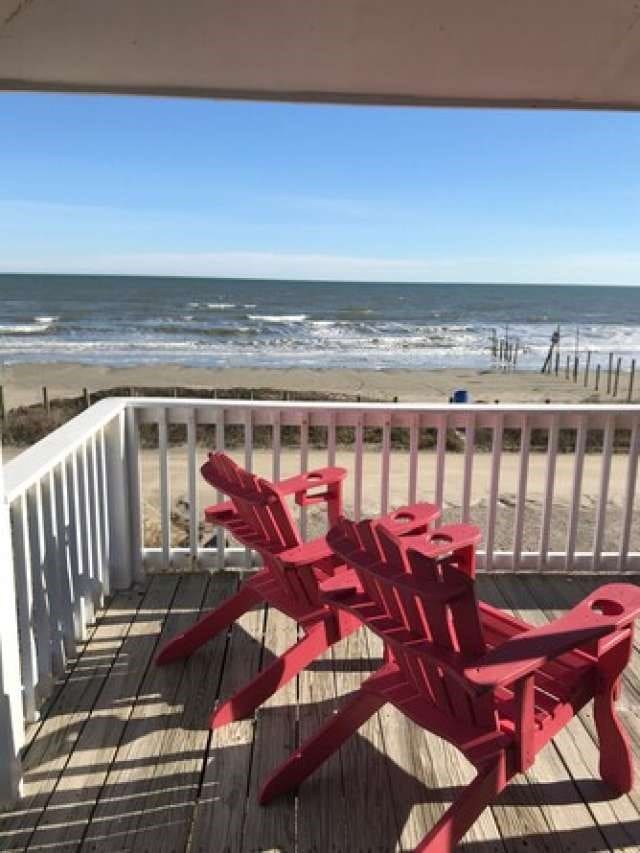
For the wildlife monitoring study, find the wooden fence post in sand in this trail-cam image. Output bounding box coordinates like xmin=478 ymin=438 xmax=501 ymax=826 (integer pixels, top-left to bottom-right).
xmin=607 ymin=353 xmax=614 ymax=394
xmin=0 ymin=386 xmax=5 ymax=426
xmin=554 ymin=351 xmax=559 ymax=375
xmin=613 ymin=358 xmax=622 ymax=397
xmin=573 ymin=356 xmax=579 ymax=383
xmin=595 ymin=364 xmax=601 ymax=392
xmin=83 ymin=388 xmax=90 ymax=409
xmin=583 ymin=351 xmax=591 ymax=387
xmin=42 ymin=386 xmax=49 ymax=414
xmin=628 ymin=359 xmax=636 ymax=403
xmin=565 ymin=355 xmax=570 ymax=380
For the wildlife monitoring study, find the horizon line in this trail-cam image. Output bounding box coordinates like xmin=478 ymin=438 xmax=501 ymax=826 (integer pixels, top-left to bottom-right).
xmin=0 ymin=271 xmax=636 ymax=288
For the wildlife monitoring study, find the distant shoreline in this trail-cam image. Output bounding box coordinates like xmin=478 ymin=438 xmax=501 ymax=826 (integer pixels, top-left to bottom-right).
xmin=0 ymin=362 xmax=609 ymax=411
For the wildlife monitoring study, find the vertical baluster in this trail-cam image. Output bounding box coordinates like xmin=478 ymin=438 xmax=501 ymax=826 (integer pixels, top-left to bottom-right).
xmin=244 ymin=408 xmax=254 ymax=566
xmin=125 ymin=406 xmax=142 ymax=582
xmin=0 ymin=447 xmax=24 ymax=804
xmin=354 ymin=413 xmax=364 ymax=521
xmin=97 ymin=426 xmax=110 ymax=594
xmin=42 ymin=468 xmax=65 ymax=675
xmin=104 ymin=410 xmax=132 ymax=589
xmin=513 ymin=416 xmax=531 ymax=570
xmin=538 ymin=415 xmax=559 ymax=570
xmin=88 ymin=433 xmax=104 ymax=603
xmin=327 ymin=409 xmax=336 ymax=469
xmin=11 ymin=493 xmax=38 ymax=722
xmin=77 ymin=442 xmax=95 ymax=624
xmin=27 ymin=482 xmax=55 ymax=698
xmin=53 ymin=460 xmax=76 ymax=654
xmin=618 ymin=418 xmax=640 ymax=572
xmin=462 ymin=413 xmax=475 ymax=524
xmin=484 ymin=414 xmax=503 ymax=571
xmin=158 ymin=408 xmax=171 ymax=569
xmin=299 ymin=412 xmax=309 ymax=539
xmin=593 ymin=415 xmax=615 ymax=571
xmin=216 ymin=407 xmax=225 ymax=570
xmin=187 ymin=409 xmax=199 ymax=566
xmin=380 ymin=415 xmax=391 ymax=515
xmin=565 ymin=416 xmax=587 ymax=572
xmin=408 ymin=413 xmax=419 ymax=506
xmin=434 ymin=413 xmax=446 ymax=526
xmin=272 ymin=409 xmax=281 ymax=482
xmin=66 ymin=453 xmax=86 ymax=638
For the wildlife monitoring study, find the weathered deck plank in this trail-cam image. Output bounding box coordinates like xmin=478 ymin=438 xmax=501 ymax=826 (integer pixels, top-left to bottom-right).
xmin=26 ymin=576 xmax=179 ymax=852
xmin=0 ymin=588 xmax=143 ymax=853
xmin=2 ymin=573 xmax=640 ymax=852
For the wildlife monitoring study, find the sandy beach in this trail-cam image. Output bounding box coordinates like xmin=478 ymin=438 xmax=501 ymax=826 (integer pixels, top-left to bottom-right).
xmin=0 ymin=362 xmax=613 ymax=410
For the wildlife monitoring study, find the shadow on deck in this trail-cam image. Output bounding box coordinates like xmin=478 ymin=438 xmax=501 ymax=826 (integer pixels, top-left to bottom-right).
xmin=1 ymin=572 xmax=640 ymax=852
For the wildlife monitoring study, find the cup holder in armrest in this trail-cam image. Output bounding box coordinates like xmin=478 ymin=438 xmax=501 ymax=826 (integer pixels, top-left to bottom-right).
xmin=590 ymin=598 xmax=625 ymax=617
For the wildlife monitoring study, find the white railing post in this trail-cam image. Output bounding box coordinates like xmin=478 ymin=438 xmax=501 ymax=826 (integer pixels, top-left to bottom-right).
xmin=0 ymin=442 xmax=24 ymax=807
xmin=104 ymin=409 xmax=133 ymax=589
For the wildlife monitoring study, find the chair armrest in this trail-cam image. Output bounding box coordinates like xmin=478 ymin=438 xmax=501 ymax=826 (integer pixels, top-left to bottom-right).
xmin=272 ymin=467 xmax=347 ymax=498
xmin=465 ymin=583 xmax=640 ymax=690
xmin=376 ymin=502 xmax=441 ymax=535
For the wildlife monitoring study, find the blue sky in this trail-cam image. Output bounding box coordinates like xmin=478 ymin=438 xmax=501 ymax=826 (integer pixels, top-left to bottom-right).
xmin=1 ymin=93 xmax=640 ymax=283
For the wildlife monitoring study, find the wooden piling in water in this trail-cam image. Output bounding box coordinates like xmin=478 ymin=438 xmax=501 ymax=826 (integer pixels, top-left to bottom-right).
xmin=628 ymin=359 xmax=636 ymax=402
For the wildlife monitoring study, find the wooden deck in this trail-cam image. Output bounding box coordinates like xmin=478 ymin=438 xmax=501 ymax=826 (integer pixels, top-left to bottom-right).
xmin=2 ymin=572 xmax=640 ymax=852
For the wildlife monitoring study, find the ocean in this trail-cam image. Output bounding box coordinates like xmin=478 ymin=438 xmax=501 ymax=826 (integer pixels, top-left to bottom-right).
xmin=0 ymin=274 xmax=639 ymax=371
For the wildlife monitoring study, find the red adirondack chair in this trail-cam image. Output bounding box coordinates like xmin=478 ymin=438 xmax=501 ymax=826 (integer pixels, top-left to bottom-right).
xmin=156 ymin=452 xmax=440 ymax=729
xmin=261 ymin=516 xmax=640 ymax=852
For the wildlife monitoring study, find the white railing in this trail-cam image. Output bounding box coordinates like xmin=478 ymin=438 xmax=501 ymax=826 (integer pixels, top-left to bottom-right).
xmin=1 ymin=396 xmax=640 ymax=803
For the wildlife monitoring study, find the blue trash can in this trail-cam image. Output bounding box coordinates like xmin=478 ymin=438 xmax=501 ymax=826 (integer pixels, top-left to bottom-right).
xmin=450 ymin=389 xmax=470 ymax=404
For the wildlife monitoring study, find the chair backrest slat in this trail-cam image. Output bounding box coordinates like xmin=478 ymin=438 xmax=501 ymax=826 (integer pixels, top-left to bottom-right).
xmin=202 ymin=452 xmax=302 ymax=552
xmin=327 ymin=517 xmax=496 ymax=732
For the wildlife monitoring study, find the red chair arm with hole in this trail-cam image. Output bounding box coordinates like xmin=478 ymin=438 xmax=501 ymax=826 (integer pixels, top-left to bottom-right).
xmin=271 ymin=467 xmax=347 ymax=500
xmin=376 ymin=502 xmax=441 ymax=535
xmin=465 ymin=583 xmax=640 ymax=690
xmin=203 ymin=500 xmax=236 ymax=523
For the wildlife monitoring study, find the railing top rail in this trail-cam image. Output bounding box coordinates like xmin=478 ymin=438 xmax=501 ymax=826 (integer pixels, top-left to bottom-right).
xmin=124 ymin=397 xmax=640 ymax=415
xmin=2 ymin=397 xmax=127 ymax=502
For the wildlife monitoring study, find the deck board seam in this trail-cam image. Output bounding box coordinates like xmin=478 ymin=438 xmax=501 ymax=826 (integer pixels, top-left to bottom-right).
xmin=73 ymin=576 xmax=181 ymax=853
xmin=182 ymin=574 xmax=240 ymax=853
xmin=22 ymin=586 xmax=149 ymax=852
xmin=238 ymin=600 xmax=270 ymax=853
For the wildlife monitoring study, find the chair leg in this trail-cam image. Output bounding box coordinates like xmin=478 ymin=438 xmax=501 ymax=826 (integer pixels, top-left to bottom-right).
xmin=210 ymin=616 xmax=361 ymax=729
xmin=259 ymin=687 xmax=386 ymax=804
xmin=414 ymin=753 xmax=508 ymax=853
xmin=594 ymin=636 xmax=634 ymax=794
xmin=155 ymin=581 xmax=262 ymax=665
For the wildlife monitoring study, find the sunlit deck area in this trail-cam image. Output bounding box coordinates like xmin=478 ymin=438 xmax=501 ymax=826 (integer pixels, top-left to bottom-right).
xmin=0 ymin=571 xmax=639 ymax=852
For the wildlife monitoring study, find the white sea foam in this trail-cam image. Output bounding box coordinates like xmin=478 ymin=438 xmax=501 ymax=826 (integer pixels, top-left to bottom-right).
xmin=207 ymin=303 xmax=235 ymax=309
xmin=248 ymin=314 xmax=308 ymax=323
xmin=0 ymin=322 xmax=53 ymax=334
xmin=35 ymin=316 xmax=58 ymax=324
